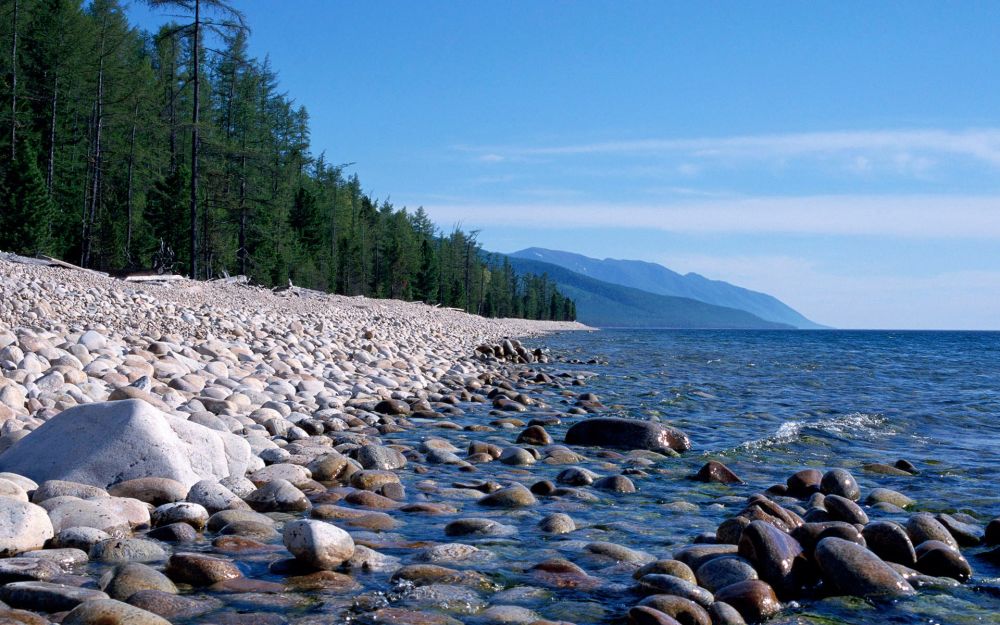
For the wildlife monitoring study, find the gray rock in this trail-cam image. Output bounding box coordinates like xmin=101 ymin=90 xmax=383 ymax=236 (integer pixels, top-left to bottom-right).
xmin=565 ymin=417 xmax=690 ymax=453
xmin=356 ymin=445 xmax=407 ymax=470
xmin=283 ymin=519 xmax=355 ymax=570
xmin=185 ymin=480 xmax=248 ymax=514
xmin=63 ymin=598 xmax=171 ymax=625
xmin=814 ymin=537 xmax=915 ymax=597
xmin=0 ymin=498 xmax=53 ymax=556
xmin=90 ymin=538 xmax=168 ymax=564
xmin=101 ymin=562 xmax=178 ymax=601
xmin=820 ymin=469 xmax=860 ymax=501
xmin=0 ymin=581 xmax=109 ymax=612
xmin=862 ymin=521 xmax=916 ymax=566
xmin=0 ymin=400 xmax=252 ymax=489
xmin=636 ymin=574 xmax=714 ymax=607
xmin=696 ymin=556 xmax=759 ymax=593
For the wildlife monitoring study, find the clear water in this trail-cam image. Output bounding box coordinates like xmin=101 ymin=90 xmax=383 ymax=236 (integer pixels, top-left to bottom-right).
xmin=153 ymin=330 xmax=1000 ymax=625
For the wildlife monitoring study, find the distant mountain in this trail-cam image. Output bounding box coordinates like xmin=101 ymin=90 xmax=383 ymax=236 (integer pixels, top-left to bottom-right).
xmin=511 ymin=248 xmax=824 ymax=329
xmin=505 ymin=256 xmax=793 ymax=330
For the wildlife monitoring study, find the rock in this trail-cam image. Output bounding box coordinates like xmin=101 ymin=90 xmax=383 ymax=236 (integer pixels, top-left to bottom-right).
xmin=866 ymin=487 xmax=913 ymax=509
xmin=478 ymin=484 xmax=537 ymax=508
xmin=814 ymin=537 xmax=915 ymax=597
xmin=738 ymin=520 xmax=810 ymax=598
xmin=673 ymin=544 xmax=740 ymax=571
xmin=539 ymin=513 xmax=576 ymax=534
xmin=165 ymin=553 xmax=242 ymax=586
xmin=283 ymin=519 xmax=355 ymax=570
xmin=108 ymin=478 xmax=188 ymax=506
xmin=0 ymin=607 xmax=48 ymax=625
xmin=907 ymin=513 xmax=959 ymax=550
xmin=102 ymin=562 xmax=178 ymax=601
xmin=696 ymin=556 xmax=759 ymax=593
xmin=936 ymin=513 xmax=983 ymax=546
xmin=0 ymin=400 xmax=252 ymax=489
xmin=693 ymin=461 xmax=743 ymax=484
xmin=0 ymin=557 xmax=63 ymax=583
xmin=820 ymin=469 xmax=860 ymax=501
xmin=635 ymin=575 xmax=714 ymax=607
xmin=708 ymin=601 xmax=746 ymax=625
xmin=914 ymin=540 xmax=972 ymax=582
xmin=862 ymin=521 xmax=916 ymax=566
xmin=586 ymin=541 xmax=653 ymax=565
xmin=90 ymin=538 xmax=168 ymax=563
xmin=594 ymin=475 xmax=637 ymax=493
xmin=479 ymin=605 xmax=541 ymax=624
xmin=0 ymin=499 xmax=53 ymax=556
xmin=823 ymin=494 xmax=869 ymax=525
xmin=245 ymin=479 xmax=310 ymax=512
xmin=63 ymin=598 xmax=171 ymax=625
xmin=356 ymin=445 xmax=407 ymax=470
xmin=127 ymin=590 xmax=222 ymax=619
xmin=185 ymin=480 xmax=248 ymax=514
xmin=444 ymin=518 xmax=516 ymax=537
xmin=637 ymin=595 xmax=711 ymax=625
xmin=634 ymin=560 xmax=696 ymax=584
xmin=0 ymin=581 xmax=109 ymax=612
xmin=53 ymin=526 xmax=110 ymax=551
xmin=22 ymin=547 xmax=89 ymax=567
xmin=627 ymin=606 xmax=682 ymax=625
xmin=350 ymin=470 xmax=401 ymax=491
xmin=146 ymin=522 xmax=198 ymax=543
xmin=499 ymin=447 xmax=536 ymax=466
xmin=713 ymin=580 xmax=781 ymax=623
xmin=565 ymin=417 xmax=690 ymax=453
xmin=207 ymin=509 xmax=275 ymax=533
xmin=151 ymin=501 xmax=209 ymax=530
xmin=516 ymin=425 xmax=552 ymax=446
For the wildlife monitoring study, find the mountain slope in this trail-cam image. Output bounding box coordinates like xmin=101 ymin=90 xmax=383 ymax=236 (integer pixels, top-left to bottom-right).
xmin=511 ymin=248 xmax=824 ymax=329
xmin=505 ymin=256 xmax=792 ymax=329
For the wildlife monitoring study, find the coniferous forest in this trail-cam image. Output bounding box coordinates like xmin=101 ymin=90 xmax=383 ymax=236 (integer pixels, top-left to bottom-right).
xmin=0 ymin=0 xmax=576 ymax=322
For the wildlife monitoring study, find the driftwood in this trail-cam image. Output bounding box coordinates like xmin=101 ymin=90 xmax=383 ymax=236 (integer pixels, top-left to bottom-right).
xmin=123 ymin=274 xmax=187 ymax=283
xmin=1 ymin=253 xmax=110 ymax=278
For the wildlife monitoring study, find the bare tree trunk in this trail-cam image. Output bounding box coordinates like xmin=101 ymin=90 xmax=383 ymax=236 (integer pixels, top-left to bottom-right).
xmin=125 ymin=99 xmax=139 ymax=263
xmin=189 ymin=0 xmax=201 ymax=279
xmin=46 ymin=78 xmax=57 ymax=193
xmin=82 ymin=51 xmax=105 ymax=268
xmin=238 ymin=152 xmax=247 ymax=276
xmin=9 ymin=0 xmax=18 ymax=160
xmin=167 ymin=36 xmax=177 ymax=172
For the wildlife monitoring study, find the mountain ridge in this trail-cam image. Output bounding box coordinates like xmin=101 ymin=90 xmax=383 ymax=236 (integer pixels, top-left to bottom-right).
xmin=510 ymin=247 xmax=825 ymax=329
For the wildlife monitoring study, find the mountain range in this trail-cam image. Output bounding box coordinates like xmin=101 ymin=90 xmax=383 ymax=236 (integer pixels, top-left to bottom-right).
xmin=506 ymin=248 xmax=825 ymax=330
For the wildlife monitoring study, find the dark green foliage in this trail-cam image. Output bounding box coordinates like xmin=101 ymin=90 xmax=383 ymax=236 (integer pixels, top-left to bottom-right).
xmin=0 ymin=0 xmax=574 ymax=321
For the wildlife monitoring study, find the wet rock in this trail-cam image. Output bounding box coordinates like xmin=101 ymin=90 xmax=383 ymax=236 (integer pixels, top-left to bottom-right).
xmin=356 ymin=445 xmax=408 ymax=471
xmin=499 ymin=447 xmax=536 ymax=466
xmin=865 ymin=487 xmax=913 ymax=509
xmin=186 ymin=480 xmax=249 ymax=514
xmin=0 ymin=607 xmax=48 ymax=625
xmin=0 ymin=581 xmax=109 ymax=612
xmin=556 ymin=467 xmax=597 ymax=486
xmin=22 ymin=547 xmax=89 ymax=567
xmin=635 ymin=574 xmax=714 ymax=607
xmin=634 ymin=560 xmax=696 ymax=584
xmin=165 ymin=552 xmax=243 ymax=586
xmin=914 ymin=540 xmax=972 ymax=582
xmin=696 ymin=556 xmax=759 ymax=593
xmin=627 ymin=606 xmax=682 ymax=625
xmin=823 ymin=495 xmax=868 ymax=525
xmin=814 ymin=537 xmax=915 ymax=597
xmin=127 ymin=590 xmax=222 ymax=619
xmin=539 ymin=513 xmax=576 ymax=534
xmin=791 ymin=521 xmax=864 ymax=553
xmin=673 ymin=544 xmax=740 ymax=571
xmin=737 ymin=520 xmax=810 ymax=597
xmin=350 ymin=470 xmax=401 ymax=491
xmin=151 ymin=501 xmax=209 ymax=530
xmin=693 ymin=461 xmax=743 ymax=484
xmin=101 ymin=563 xmax=178 ymax=601
xmin=786 ymin=469 xmax=822 ymax=497
xmin=820 ymin=469 xmax=860 ymax=501
xmin=283 ymin=519 xmax=355 ymax=570
xmin=0 ymin=499 xmax=53 ymax=556
xmin=90 ymin=538 xmax=168 ymax=563
xmin=936 ymin=513 xmax=983 ymax=546
xmin=108 ymin=477 xmax=187 ymax=506
xmin=207 ymin=509 xmax=274 ymax=533
xmin=713 ymin=580 xmax=781 ymax=623
xmin=906 ymin=513 xmax=959 ymax=550
xmin=594 ymin=475 xmax=637 ymax=493
xmin=146 ymin=521 xmax=198 ymax=543
xmin=707 ymin=601 xmax=746 ymax=625
xmin=53 ymin=526 xmax=110 ymax=552
xmin=444 ymin=518 xmax=514 ymax=537
xmin=479 ymin=605 xmax=541 ymax=624
xmin=62 ymin=598 xmax=171 ymax=625
xmin=637 ymin=595 xmax=711 ymax=625
xmin=986 ymin=517 xmax=1000 ymax=545
xmin=565 ymin=417 xmax=690 ymax=453
xmin=374 ymin=399 xmax=410 ymax=415
xmin=586 ymin=541 xmax=654 ymax=565
xmin=516 ymin=425 xmax=552 ymax=446
xmin=0 ymin=557 xmax=63 ymax=583
xmin=245 ymin=479 xmax=310 ymax=512
xmin=479 ymin=484 xmax=537 ymax=508
xmin=862 ymin=521 xmax=916 ymax=566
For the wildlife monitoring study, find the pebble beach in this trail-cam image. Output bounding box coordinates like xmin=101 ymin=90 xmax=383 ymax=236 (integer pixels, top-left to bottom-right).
xmin=0 ymin=256 xmax=996 ymax=625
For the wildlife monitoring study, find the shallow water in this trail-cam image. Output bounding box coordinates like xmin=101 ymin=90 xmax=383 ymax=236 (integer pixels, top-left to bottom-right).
xmin=127 ymin=329 xmax=1000 ymax=625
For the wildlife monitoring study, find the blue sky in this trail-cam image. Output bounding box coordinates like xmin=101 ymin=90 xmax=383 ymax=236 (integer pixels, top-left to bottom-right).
xmin=127 ymin=1 xmax=1000 ymax=329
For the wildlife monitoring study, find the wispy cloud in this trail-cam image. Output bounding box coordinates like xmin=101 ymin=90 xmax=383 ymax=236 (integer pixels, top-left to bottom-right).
xmin=421 ymin=194 xmax=1000 ymax=239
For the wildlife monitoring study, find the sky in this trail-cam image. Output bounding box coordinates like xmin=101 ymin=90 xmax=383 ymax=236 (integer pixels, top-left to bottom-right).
xmin=126 ymin=1 xmax=1000 ymax=330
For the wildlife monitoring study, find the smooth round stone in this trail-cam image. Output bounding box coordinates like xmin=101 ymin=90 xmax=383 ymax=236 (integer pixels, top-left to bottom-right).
xmin=53 ymin=527 xmax=110 ymax=551
xmin=538 ymin=513 xmax=576 ymax=534
xmin=907 ymin=513 xmax=959 ymax=550
xmin=165 ymin=553 xmax=243 ymax=586
xmin=708 ymin=601 xmax=747 ymax=625
xmin=499 ymin=447 xmax=536 ymax=466
xmin=823 ymin=495 xmax=869 ymax=525
xmin=90 ymin=539 xmax=168 ymax=564
xmin=245 ymin=479 xmax=310 ymax=512
xmin=146 ymin=522 xmax=198 ymax=543
xmin=0 ymin=607 xmax=48 ymax=625
xmin=101 ymin=562 xmax=178 ymax=601
xmin=634 ymin=560 xmax=696 ymax=584
xmin=556 ymin=467 xmax=597 ymax=486
xmin=127 ymin=590 xmax=222 ymax=620
xmin=865 ymin=487 xmax=914 ymax=509
xmin=586 ymin=541 xmax=653 ymax=565
xmin=936 ymin=513 xmax=983 ymax=546
xmin=283 ymin=519 xmax=355 ymax=570
xmin=416 ymin=543 xmax=490 ymax=564
xmin=356 ymin=445 xmax=408 ymax=470
xmin=713 ymin=580 xmax=781 ymax=623
xmin=814 ymin=537 xmax=915 ymax=597
xmin=444 ymin=518 xmax=516 ymax=537
xmin=0 ymin=498 xmax=54 ymax=556
xmin=673 ymin=544 xmax=740 ymax=570
xmin=350 ymin=470 xmax=401 ymax=491
xmin=516 ymin=425 xmax=552 ymax=446
xmin=479 ymin=485 xmax=537 ymax=508
xmin=151 ymin=502 xmax=209 ymax=530
xmin=628 ymin=606 xmax=682 ymax=625
xmin=636 ymin=574 xmax=714 ymax=607
xmin=638 ymin=595 xmax=711 ymax=625
xmin=594 ymin=475 xmax=637 ymax=493
xmin=693 ymin=461 xmax=743 ymax=484
xmin=249 ymin=463 xmax=313 ymax=487
xmin=207 ymin=509 xmax=275 ymax=533
xmin=914 ymin=540 xmax=973 ymax=582
xmin=791 ymin=521 xmax=864 ymax=553
xmin=862 ymin=521 xmax=917 ymax=566
xmin=786 ymin=469 xmax=822 ymax=497
xmin=108 ymin=478 xmax=187 ymax=506
xmin=185 ymin=480 xmax=248 ymax=514
xmin=22 ymin=547 xmax=89 ymax=567
xmin=986 ymin=517 xmax=1000 ymax=545
xmin=737 ymin=520 xmax=809 ymax=597
xmin=0 ymin=557 xmax=63 ymax=583
xmin=62 ymin=598 xmax=171 ymax=624
xmin=390 ymin=564 xmax=483 ymax=587
xmin=0 ymin=477 xmax=29 ymax=501
xmin=0 ymin=581 xmax=109 ymax=612
xmin=696 ymin=556 xmax=759 ymax=593
xmin=479 ymin=605 xmax=541 ymax=624
xmin=820 ymin=469 xmax=860 ymax=501
xmin=564 ymin=417 xmax=691 ymax=453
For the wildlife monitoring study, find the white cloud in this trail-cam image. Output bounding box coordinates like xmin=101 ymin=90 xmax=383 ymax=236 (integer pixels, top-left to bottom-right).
xmin=421 ymin=195 xmax=1000 ymax=239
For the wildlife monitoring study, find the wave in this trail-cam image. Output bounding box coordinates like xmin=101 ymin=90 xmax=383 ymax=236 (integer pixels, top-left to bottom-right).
xmin=735 ymin=412 xmax=889 ymax=451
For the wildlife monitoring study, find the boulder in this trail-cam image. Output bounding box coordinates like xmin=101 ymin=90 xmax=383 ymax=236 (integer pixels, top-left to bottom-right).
xmin=814 ymin=537 xmax=915 ymax=597
xmin=565 ymin=417 xmax=690 ymax=453
xmin=283 ymin=519 xmax=355 ymax=570
xmin=0 ymin=499 xmax=53 ymax=556
xmin=0 ymin=399 xmax=252 ymax=489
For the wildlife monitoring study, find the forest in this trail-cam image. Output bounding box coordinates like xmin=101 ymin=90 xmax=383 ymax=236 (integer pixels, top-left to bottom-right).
xmin=0 ymin=0 xmax=576 ymax=322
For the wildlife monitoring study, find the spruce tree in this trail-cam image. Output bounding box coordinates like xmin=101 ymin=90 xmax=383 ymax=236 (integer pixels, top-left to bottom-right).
xmin=0 ymin=140 xmax=54 ymax=255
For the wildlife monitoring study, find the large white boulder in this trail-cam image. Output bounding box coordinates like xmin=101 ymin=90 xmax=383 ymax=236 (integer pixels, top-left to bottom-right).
xmin=0 ymin=497 xmax=54 ymax=556
xmin=0 ymin=399 xmax=252 ymax=489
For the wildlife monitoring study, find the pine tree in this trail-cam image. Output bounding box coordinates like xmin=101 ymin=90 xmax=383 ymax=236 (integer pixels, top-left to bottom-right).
xmin=0 ymin=140 xmax=55 ymax=255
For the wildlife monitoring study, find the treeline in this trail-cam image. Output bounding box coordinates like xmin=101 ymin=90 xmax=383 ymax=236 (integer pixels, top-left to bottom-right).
xmin=0 ymin=0 xmax=575 ymax=322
